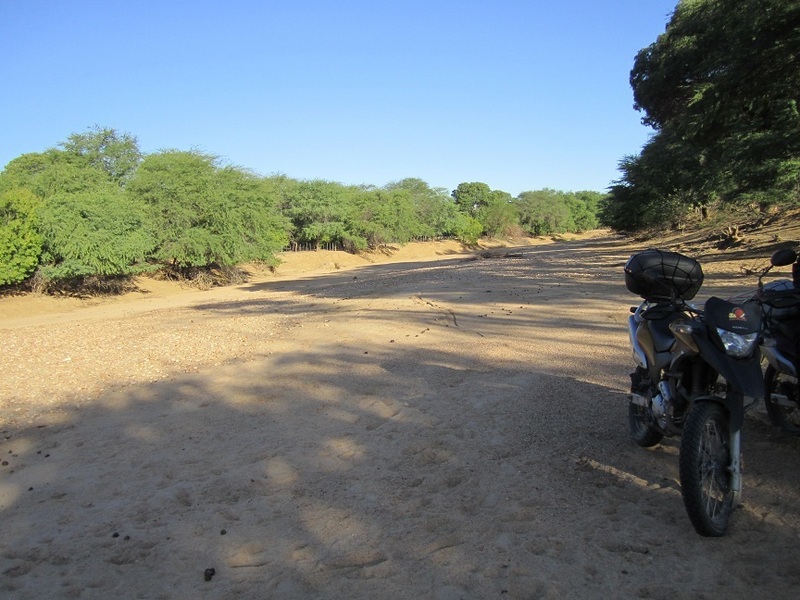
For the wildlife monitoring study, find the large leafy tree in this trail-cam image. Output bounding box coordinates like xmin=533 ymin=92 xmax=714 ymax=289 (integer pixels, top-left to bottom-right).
xmin=0 ymin=150 xmax=109 ymax=199
xmin=636 ymin=0 xmax=800 ymax=202
xmin=214 ymin=167 xmax=291 ymax=265
xmin=0 ymin=127 xmax=139 ymax=198
xmin=59 ymin=126 xmax=142 ymax=183
xmin=451 ymin=182 xmax=492 ymax=215
xmin=355 ymin=188 xmax=424 ymax=246
xmin=606 ymin=0 xmax=800 ymax=230
xmin=36 ymin=184 xmax=155 ymax=281
xmin=280 ymin=179 xmax=354 ymax=249
xmin=0 ymin=129 xmax=146 ymax=286
xmin=515 ymin=189 xmax=574 ymax=236
xmin=126 ymin=150 xmax=288 ymax=270
xmin=384 ymin=178 xmax=459 ymax=239
xmin=452 ymin=182 xmax=522 ymax=237
xmin=477 ymin=190 xmax=517 ymax=237
xmin=515 ymin=189 xmax=604 ymax=235
xmin=566 ymin=191 xmax=602 ymax=231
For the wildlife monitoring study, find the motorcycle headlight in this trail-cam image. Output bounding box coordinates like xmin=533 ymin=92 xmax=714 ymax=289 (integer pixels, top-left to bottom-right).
xmin=716 ymin=328 xmax=758 ymax=358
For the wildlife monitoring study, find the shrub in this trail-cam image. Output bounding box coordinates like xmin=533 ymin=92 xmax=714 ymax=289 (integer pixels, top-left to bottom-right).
xmin=36 ymin=185 xmax=156 ymax=284
xmin=0 ymin=188 xmax=43 ymax=286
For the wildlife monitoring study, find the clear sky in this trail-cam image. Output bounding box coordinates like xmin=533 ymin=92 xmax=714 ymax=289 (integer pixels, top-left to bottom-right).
xmin=0 ymin=0 xmax=677 ymax=195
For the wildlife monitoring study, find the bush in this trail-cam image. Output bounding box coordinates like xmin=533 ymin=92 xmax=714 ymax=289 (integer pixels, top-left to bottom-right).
xmin=452 ymin=214 xmax=483 ymax=245
xmin=0 ymin=188 xmax=43 ymax=286
xmin=36 ymin=185 xmax=156 ymax=284
xmin=127 ymin=151 xmax=289 ymax=271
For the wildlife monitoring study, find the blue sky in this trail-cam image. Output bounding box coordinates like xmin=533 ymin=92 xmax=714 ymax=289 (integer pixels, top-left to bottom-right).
xmin=0 ymin=0 xmax=677 ymax=195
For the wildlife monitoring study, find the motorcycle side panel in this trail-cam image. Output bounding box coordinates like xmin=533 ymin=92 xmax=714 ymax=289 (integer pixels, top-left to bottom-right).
xmin=633 ymin=310 xmax=683 ymax=372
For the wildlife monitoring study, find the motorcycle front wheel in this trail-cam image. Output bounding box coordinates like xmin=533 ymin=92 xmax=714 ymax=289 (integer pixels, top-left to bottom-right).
xmin=679 ymin=401 xmax=735 ymax=537
xmin=764 ymin=365 xmax=800 ymax=436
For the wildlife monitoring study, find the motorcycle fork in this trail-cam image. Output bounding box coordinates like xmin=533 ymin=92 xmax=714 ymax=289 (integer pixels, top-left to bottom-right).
xmin=694 ymin=360 xmax=743 ymax=502
xmin=663 ymin=356 xmax=704 ymax=420
xmin=730 ymin=429 xmax=742 ymax=506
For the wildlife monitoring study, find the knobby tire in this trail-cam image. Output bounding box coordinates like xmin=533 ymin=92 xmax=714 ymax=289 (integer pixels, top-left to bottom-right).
xmin=679 ymin=401 xmax=735 ymax=537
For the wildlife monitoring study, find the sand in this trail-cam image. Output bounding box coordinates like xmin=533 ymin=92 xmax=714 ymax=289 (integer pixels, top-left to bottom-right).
xmin=2 ymin=232 xmax=800 ymax=599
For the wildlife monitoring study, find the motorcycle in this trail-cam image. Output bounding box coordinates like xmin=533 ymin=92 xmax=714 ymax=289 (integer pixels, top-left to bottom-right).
xmin=753 ymin=249 xmax=800 ymax=434
xmin=625 ymin=249 xmax=763 ymax=536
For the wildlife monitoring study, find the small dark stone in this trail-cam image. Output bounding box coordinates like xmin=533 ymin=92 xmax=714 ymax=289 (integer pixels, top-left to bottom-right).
xmin=124 ymin=535 xmax=130 ymax=541
xmin=1 ymin=461 xmax=8 ymax=466
xmin=112 ymin=532 xmax=119 ymax=538
xmin=220 ymin=529 xmax=226 ymax=535
xmin=204 ymin=568 xmax=216 ymax=582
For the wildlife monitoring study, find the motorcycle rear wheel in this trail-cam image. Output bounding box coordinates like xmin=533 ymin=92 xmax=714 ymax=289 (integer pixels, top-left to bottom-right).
xmin=628 ymin=401 xmax=663 ymax=447
xmin=679 ymin=401 xmax=735 ymax=537
xmin=764 ymin=365 xmax=800 ymax=436
xmin=629 ymin=367 xmax=664 ymax=447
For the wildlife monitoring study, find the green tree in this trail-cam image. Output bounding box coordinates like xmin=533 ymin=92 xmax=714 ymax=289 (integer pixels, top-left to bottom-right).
xmin=566 ymin=192 xmax=602 ymax=231
xmin=214 ymin=167 xmax=291 ymax=265
xmin=622 ymin=0 xmax=800 ymax=218
xmin=384 ymin=178 xmax=456 ymax=239
xmin=127 ymin=150 xmax=288 ymax=270
xmin=36 ymin=184 xmax=155 ymax=282
xmin=477 ymin=190 xmax=517 ymax=237
xmin=515 ymin=190 xmax=573 ymax=235
xmin=280 ymin=179 xmax=354 ymax=249
xmin=451 ymin=182 xmax=492 ymax=215
xmin=0 ymin=150 xmax=108 ymax=199
xmin=603 ymin=134 xmax=707 ymax=230
xmin=451 ymin=213 xmax=483 ymax=245
xmin=353 ymin=188 xmax=422 ymax=246
xmin=59 ymin=126 xmax=142 ymax=183
xmin=0 ymin=188 xmax=43 ymax=286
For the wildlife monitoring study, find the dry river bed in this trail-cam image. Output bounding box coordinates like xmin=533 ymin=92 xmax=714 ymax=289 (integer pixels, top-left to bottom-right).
xmin=2 ymin=235 xmax=800 ymax=599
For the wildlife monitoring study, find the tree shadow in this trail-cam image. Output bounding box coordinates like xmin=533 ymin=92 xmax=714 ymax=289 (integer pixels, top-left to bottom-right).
xmin=4 ymin=235 xmax=800 ymax=597
xmin=3 ymin=344 xmax=800 ymax=598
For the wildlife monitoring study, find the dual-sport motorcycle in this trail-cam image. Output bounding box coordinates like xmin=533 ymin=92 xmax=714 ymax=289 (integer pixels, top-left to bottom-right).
xmin=624 ymin=247 xmax=800 ymax=536
xmin=624 ymin=249 xmax=764 ymax=536
xmin=752 ymin=250 xmax=800 ymax=435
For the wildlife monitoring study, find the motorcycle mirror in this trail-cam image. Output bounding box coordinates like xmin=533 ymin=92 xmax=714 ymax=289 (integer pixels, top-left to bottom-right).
xmin=771 ymin=248 xmax=798 ymax=267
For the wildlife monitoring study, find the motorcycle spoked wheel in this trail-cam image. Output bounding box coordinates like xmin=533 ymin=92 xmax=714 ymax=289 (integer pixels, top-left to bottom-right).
xmin=764 ymin=365 xmax=800 ymax=436
xmin=629 ymin=367 xmax=664 ymax=447
xmin=679 ymin=401 xmax=736 ymax=537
